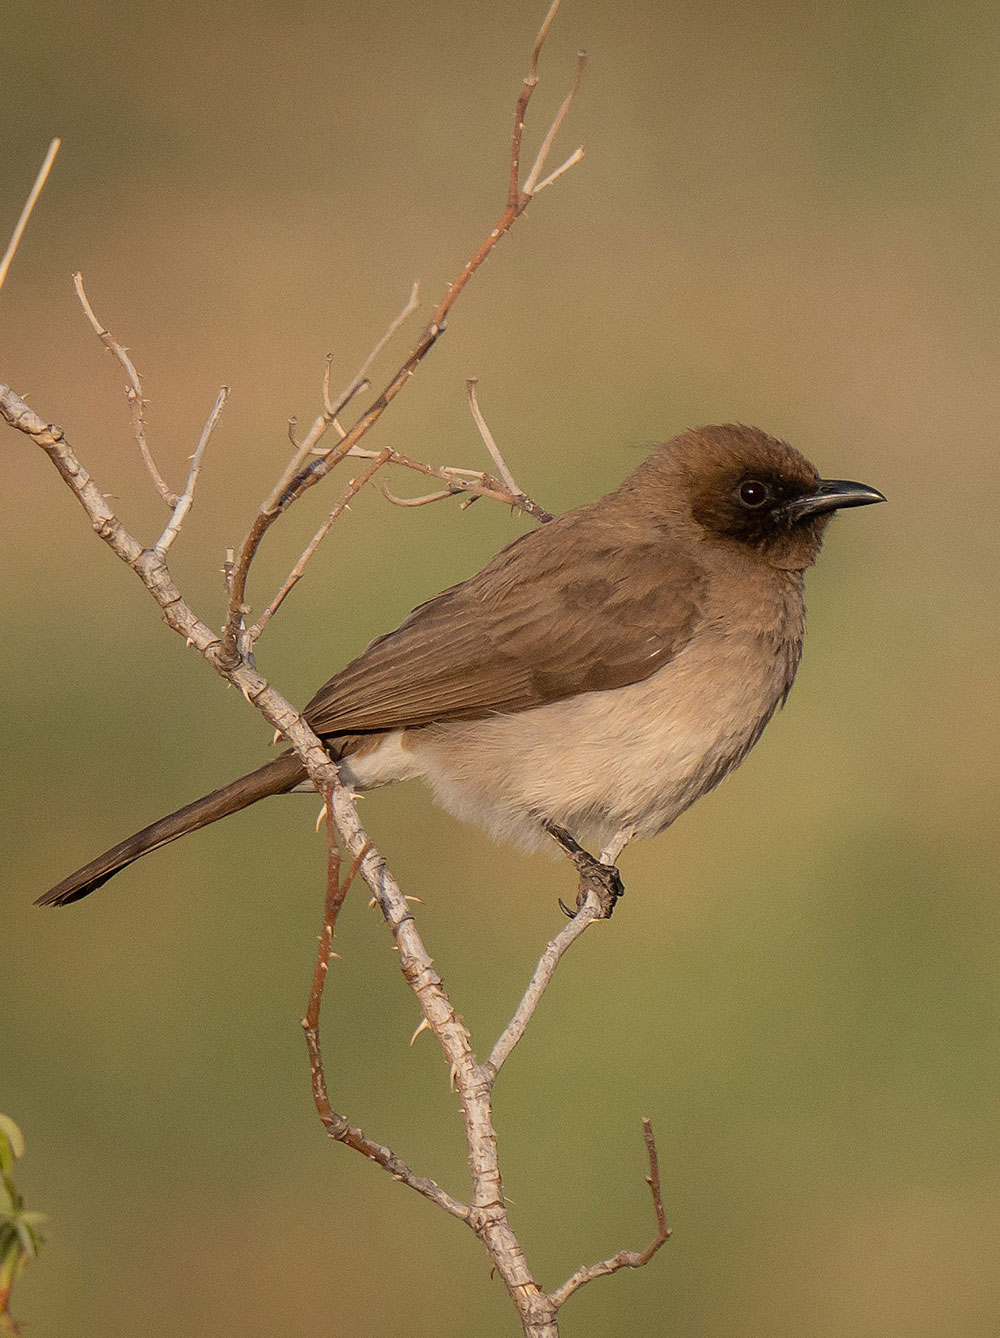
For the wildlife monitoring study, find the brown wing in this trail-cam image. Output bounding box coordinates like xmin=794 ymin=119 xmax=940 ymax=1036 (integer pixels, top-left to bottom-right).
xmin=303 ymin=504 xmax=706 ymax=738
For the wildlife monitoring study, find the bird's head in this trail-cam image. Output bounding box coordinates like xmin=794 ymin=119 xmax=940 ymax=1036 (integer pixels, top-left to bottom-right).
xmin=637 ymin=424 xmax=885 ymax=571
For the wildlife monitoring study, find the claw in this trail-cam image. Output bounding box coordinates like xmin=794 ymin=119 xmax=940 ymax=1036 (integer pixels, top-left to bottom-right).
xmin=545 ymin=821 xmax=625 ymax=919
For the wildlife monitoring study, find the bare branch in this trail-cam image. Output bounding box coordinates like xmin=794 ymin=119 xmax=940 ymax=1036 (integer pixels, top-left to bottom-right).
xmin=300 ymin=812 xmax=471 ymax=1219
xmin=223 ymin=282 xmax=420 ymax=660
xmin=508 ymin=0 xmax=562 ymax=209
xmin=0 ymin=138 xmax=60 ymax=297
xmin=322 ymin=357 xmax=358 ymax=433
xmin=548 ymin=1119 xmax=670 ymax=1308
xmin=522 ymin=51 xmax=587 ymax=196
xmin=487 ymin=829 xmax=631 ymax=1078
xmin=532 ymin=146 xmax=586 ymax=195
xmin=465 ymin=379 xmax=522 ymax=495
xmin=154 ymin=386 xmax=229 ymax=555
xmin=531 ymin=0 xmax=561 ymax=83
xmin=486 ymin=888 xmax=607 ymax=1078
xmin=326 ymin=280 xmax=420 ymax=421
xmin=248 ymin=447 xmax=393 ymax=642
xmin=73 ymin=272 xmax=179 ymax=508
xmin=354 ymin=446 xmax=553 ymax=522
xmin=381 ymin=484 xmax=456 ymax=508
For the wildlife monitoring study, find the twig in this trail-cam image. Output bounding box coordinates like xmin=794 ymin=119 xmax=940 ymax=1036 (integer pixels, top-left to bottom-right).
xmin=508 ymin=0 xmax=560 ymax=209
xmin=548 ymin=1119 xmax=670 ymax=1308
xmin=73 ymin=272 xmax=179 ymax=507
xmin=321 ymin=357 xmax=357 ymax=435
xmin=486 ymin=888 xmax=607 ymax=1078
xmin=487 ymin=831 xmax=630 ymax=1077
xmin=532 ymin=147 xmax=586 ymax=195
xmin=358 ymin=447 xmax=553 ymax=522
xmin=522 ymin=51 xmax=586 ymax=196
xmin=222 ymin=283 xmax=420 ymax=660
xmin=466 ymin=379 xmax=531 ymax=498
xmin=0 ymin=138 xmax=60 ymax=298
xmin=381 ymin=484 xmax=456 ymax=508
xmin=248 ymin=447 xmax=393 ymax=642
xmin=325 ymin=282 xmax=419 ymax=420
xmin=300 ymin=811 xmax=472 ymax=1217
xmin=154 ymin=386 xmax=229 ymax=555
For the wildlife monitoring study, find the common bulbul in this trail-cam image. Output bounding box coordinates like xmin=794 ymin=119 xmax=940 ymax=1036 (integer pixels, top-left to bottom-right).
xmin=38 ymin=424 xmax=884 ymax=908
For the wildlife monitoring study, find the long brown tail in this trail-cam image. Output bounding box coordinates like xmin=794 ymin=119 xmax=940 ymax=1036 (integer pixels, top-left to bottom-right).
xmin=37 ymin=753 xmax=307 ymax=906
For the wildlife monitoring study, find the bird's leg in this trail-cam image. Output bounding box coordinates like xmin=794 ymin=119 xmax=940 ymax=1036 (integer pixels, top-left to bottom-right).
xmin=544 ymin=822 xmax=625 ymax=919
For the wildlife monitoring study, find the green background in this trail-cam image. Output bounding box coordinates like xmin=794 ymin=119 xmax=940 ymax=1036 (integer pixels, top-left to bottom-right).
xmin=2 ymin=1 xmax=997 ymax=1334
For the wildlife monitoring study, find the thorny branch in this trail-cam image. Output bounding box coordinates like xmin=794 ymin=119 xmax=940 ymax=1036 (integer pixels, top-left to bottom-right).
xmin=548 ymin=1118 xmax=671 ymax=1308
xmin=301 ymin=812 xmax=471 ymax=1220
xmin=1 ymin=4 xmax=668 ymax=1334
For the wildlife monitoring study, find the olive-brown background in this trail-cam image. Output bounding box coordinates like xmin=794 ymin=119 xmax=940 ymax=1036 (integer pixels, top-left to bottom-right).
xmin=3 ymin=2 xmax=997 ymax=1335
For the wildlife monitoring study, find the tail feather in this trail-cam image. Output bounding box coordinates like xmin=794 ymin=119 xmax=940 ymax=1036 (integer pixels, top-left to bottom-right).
xmin=37 ymin=753 xmax=307 ymax=906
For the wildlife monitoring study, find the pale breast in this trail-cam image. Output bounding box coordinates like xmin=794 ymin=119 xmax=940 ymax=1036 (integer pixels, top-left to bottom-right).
xmin=401 ymin=619 xmax=799 ymax=850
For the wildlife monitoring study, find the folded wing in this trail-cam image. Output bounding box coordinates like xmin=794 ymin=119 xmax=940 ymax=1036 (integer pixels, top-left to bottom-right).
xmin=304 ymin=506 xmax=706 ymax=738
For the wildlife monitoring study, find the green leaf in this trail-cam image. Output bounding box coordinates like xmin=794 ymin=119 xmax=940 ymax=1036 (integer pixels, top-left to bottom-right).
xmin=0 ymin=1116 xmax=25 ymax=1168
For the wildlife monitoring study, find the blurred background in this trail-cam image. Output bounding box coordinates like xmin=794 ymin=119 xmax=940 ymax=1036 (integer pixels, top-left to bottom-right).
xmin=2 ymin=1 xmax=998 ymax=1334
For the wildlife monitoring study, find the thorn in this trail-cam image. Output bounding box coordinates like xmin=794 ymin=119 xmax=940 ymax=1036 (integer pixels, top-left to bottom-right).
xmin=271 ymin=728 xmax=282 ymax=746
xmin=315 ymin=805 xmax=326 ymax=833
xmin=404 ymin=895 xmax=424 ymax=904
xmin=410 ymin=1017 xmax=431 ymax=1046
xmin=369 ymin=896 xmax=378 ymax=909
xmin=449 ymin=1064 xmax=458 ymax=1092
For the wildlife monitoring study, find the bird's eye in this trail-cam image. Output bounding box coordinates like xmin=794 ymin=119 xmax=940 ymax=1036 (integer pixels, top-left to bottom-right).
xmin=737 ymin=479 xmax=770 ymax=508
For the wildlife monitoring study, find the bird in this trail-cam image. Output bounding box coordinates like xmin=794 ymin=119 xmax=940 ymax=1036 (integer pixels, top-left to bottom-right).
xmin=37 ymin=424 xmax=884 ymax=909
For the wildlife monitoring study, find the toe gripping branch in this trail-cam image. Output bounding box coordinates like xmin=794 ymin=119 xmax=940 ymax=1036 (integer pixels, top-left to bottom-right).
xmin=545 ymin=823 xmax=625 ymax=919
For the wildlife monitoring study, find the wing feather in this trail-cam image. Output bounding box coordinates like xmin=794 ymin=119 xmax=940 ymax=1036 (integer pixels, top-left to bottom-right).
xmin=304 ymin=505 xmax=705 ymax=738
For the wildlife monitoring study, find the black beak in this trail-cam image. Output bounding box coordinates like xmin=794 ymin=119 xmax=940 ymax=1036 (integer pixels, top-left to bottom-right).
xmin=782 ymin=478 xmax=886 ymax=522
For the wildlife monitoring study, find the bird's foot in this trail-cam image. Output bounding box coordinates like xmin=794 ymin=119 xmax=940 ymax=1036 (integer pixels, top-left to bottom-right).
xmin=546 ymin=823 xmax=625 ymax=919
